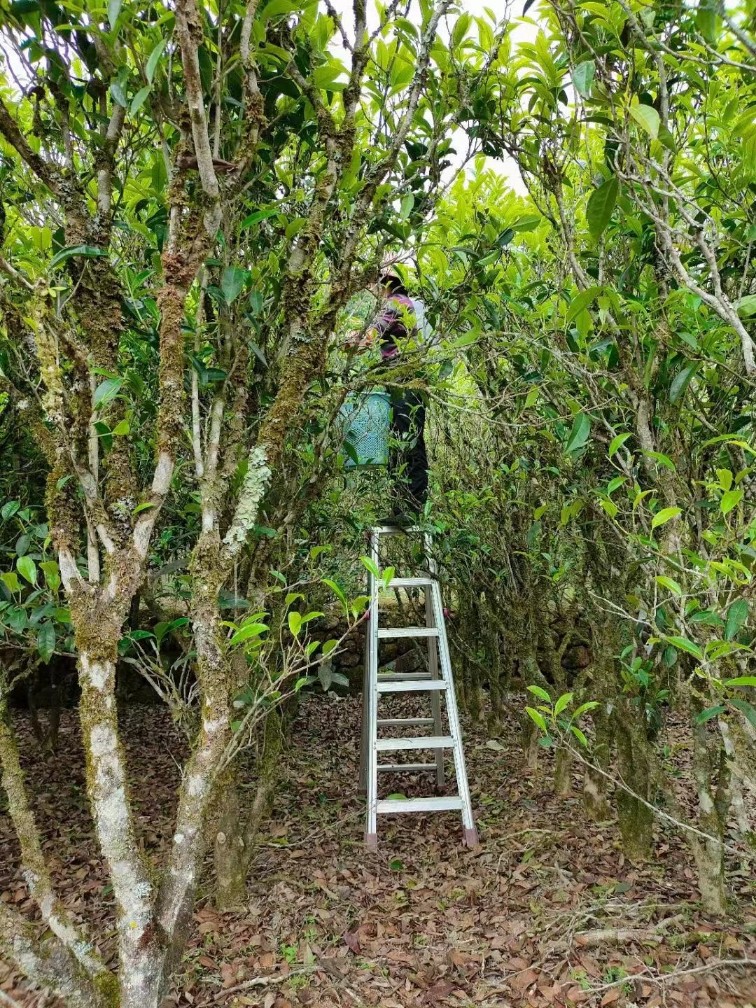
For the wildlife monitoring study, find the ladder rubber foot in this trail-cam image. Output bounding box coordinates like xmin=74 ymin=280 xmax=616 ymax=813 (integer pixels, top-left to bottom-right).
xmin=463 ymin=827 xmax=480 ymax=848
xmin=364 ymin=831 xmax=378 ymax=852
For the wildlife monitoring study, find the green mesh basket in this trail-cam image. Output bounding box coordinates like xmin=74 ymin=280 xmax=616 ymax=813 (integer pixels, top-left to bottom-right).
xmin=339 ymin=391 xmax=391 ymax=468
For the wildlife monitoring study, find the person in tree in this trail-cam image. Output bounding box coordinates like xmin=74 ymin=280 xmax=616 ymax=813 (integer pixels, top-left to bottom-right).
xmin=349 ymin=270 xmax=431 ymax=525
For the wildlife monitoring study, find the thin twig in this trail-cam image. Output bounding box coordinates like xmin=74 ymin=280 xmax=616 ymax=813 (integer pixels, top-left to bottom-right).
xmin=213 ymin=965 xmax=317 ymax=1000
xmin=583 ymin=958 xmax=756 ymax=994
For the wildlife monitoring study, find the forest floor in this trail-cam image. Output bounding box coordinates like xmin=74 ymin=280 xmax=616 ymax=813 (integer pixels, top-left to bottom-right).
xmin=1 ymin=696 xmax=755 ymax=1008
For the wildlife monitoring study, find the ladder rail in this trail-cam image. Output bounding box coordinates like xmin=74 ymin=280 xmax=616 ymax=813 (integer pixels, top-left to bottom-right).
xmin=425 ymin=567 xmax=445 ymax=787
xmin=364 ymin=528 xmax=381 ymax=847
xmin=429 ymin=578 xmax=477 ymax=843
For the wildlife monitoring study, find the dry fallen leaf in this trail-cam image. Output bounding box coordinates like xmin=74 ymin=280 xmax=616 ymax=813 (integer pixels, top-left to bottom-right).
xmin=343 ymin=930 xmax=362 ymax=954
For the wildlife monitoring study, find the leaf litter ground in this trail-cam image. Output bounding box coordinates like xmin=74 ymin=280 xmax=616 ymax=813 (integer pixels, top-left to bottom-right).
xmin=1 ymin=696 xmax=754 ymax=1008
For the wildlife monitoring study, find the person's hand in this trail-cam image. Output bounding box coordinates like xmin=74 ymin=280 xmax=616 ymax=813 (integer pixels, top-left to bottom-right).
xmin=345 ymin=330 xmax=374 ymax=352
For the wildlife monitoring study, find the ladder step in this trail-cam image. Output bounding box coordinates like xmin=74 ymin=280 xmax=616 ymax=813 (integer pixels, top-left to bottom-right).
xmin=376 ymin=679 xmax=447 ymax=693
xmin=386 ymin=577 xmax=435 ymax=588
xmin=376 ymin=736 xmax=454 ymax=751
xmin=376 ymin=718 xmax=435 ymax=727
xmin=376 ymin=796 xmax=464 ymax=814
xmin=374 ymin=525 xmax=423 ymax=535
xmin=377 ymin=762 xmax=437 ymax=773
xmin=377 ymin=627 xmax=439 ymax=639
xmin=378 ymin=672 xmax=433 ymax=682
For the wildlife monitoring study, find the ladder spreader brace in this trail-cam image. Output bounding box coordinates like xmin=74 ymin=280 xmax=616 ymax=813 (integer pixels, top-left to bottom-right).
xmin=359 ymin=525 xmax=479 ymax=850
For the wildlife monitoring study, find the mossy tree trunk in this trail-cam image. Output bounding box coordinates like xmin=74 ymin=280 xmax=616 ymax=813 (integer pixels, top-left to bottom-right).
xmin=613 ymin=699 xmax=655 ymax=861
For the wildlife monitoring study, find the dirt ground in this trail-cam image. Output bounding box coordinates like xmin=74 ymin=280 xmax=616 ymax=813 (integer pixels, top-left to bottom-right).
xmin=1 ymin=696 xmax=755 ymax=1008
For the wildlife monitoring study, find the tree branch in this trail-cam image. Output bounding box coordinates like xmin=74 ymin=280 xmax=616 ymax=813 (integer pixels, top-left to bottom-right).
xmin=0 ymin=690 xmax=108 ymax=980
xmin=174 ymin=0 xmax=222 ymax=236
xmin=0 ymin=902 xmax=110 ymax=1008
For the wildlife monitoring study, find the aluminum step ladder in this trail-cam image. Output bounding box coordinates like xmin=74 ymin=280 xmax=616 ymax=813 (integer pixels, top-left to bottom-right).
xmin=359 ymin=525 xmax=478 ymax=850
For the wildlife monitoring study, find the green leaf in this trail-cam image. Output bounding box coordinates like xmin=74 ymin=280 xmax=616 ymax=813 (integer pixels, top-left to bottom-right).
xmin=566 ymin=285 xmax=602 ymax=324
xmin=109 ymin=80 xmax=128 ymax=108
xmin=16 ymin=555 xmax=37 ymax=585
xmin=1 ymin=501 xmax=20 ymax=520
xmin=570 ymin=725 xmax=589 ymax=746
xmin=37 ymin=622 xmax=55 ymax=663
xmin=221 ymin=266 xmax=249 ymax=305
xmin=260 ymin=0 xmax=297 ymax=21
xmin=294 ymin=675 xmax=316 ymax=691
xmin=312 ymin=60 xmax=347 ymax=90
xmin=696 ymin=0 xmax=718 ymax=41
xmin=643 ymin=450 xmax=676 ymax=471
xmin=40 ymin=560 xmax=60 ymax=592
xmin=720 ymin=489 xmax=743 ymax=515
xmin=572 ymin=59 xmax=595 ymax=98
xmin=93 ymin=377 xmax=122 ymax=408
xmin=651 ymin=506 xmax=681 ymax=529
xmin=323 ymin=578 xmax=347 ymax=609
xmin=49 ymin=245 xmax=108 ymax=269
xmin=155 ymin=617 xmax=189 ymax=642
xmin=565 ymin=413 xmax=591 ymax=455
xmin=6 ymin=607 xmax=27 ymax=633
xmin=691 ymin=610 xmax=724 ymax=627
xmin=695 ymin=705 xmax=727 ymax=724
xmin=609 ymin=432 xmax=631 ymax=457
xmin=360 ymin=556 xmax=380 ymax=578
xmin=130 ymin=86 xmax=151 ymax=114
xmin=554 ymin=692 xmax=573 ymax=716
xmin=724 ymin=599 xmax=749 ymax=641
xmin=664 ymin=635 xmax=703 ymax=659
xmin=629 ymin=103 xmax=660 ymax=139
xmin=669 ymin=363 xmax=696 ymax=404
xmin=736 ymin=294 xmax=756 ymax=318
xmin=586 ymin=177 xmax=618 ymax=239
xmin=0 ymin=572 xmax=21 ymax=593
xmin=132 ymin=501 xmax=155 ymax=514
xmin=525 ymin=706 xmax=548 ymax=732
xmin=240 ymin=207 xmax=279 ymax=230
xmin=300 ymin=611 xmax=324 ymax=625
xmin=572 ymin=701 xmax=599 ymax=719
xmin=230 ymin=622 xmax=268 ymax=646
xmin=724 ymin=676 xmax=756 ymax=688
xmin=451 ymin=12 xmax=471 ymax=47
xmin=656 ymin=575 xmax=682 ymax=596
xmin=730 ymin=699 xmax=756 ymax=728
xmin=716 ymin=468 xmax=733 ymax=491
xmin=107 ymin=0 xmax=121 ymax=26
xmin=146 ymin=40 xmax=167 ymax=84
xmin=526 ymin=684 xmax=551 ymax=702
xmin=288 ymin=611 xmax=302 ymax=636
xmin=112 ymin=419 xmax=130 ymax=435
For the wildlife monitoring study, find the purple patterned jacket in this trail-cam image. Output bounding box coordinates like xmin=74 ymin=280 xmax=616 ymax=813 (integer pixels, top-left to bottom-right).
xmin=371 ymin=294 xmax=417 ymax=360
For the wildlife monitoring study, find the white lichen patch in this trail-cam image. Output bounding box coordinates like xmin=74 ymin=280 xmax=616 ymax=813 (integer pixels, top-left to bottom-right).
xmin=186 ymin=774 xmax=206 ymax=798
xmin=223 ymin=446 xmax=271 ymax=556
xmin=81 ymin=656 xmax=110 ymax=692
xmin=699 ymin=790 xmax=715 ymax=815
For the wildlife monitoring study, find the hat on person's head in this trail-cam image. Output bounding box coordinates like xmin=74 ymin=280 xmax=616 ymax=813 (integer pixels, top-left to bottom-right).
xmin=378 ymin=261 xmax=408 ymax=293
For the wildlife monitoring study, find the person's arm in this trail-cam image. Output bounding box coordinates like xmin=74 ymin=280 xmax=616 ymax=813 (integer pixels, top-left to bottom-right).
xmin=346 ymin=300 xmax=401 ymax=352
